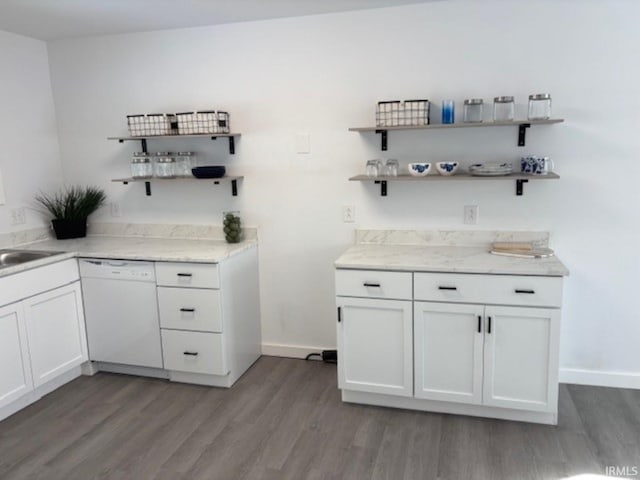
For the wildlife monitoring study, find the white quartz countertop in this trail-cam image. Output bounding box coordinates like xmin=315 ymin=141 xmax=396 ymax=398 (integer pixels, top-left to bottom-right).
xmin=0 ymin=235 xmax=256 ymax=278
xmin=335 ymin=243 xmax=569 ymax=276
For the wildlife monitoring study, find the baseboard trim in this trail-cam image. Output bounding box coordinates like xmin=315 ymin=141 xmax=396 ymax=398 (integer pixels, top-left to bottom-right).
xmin=560 ymin=368 xmax=640 ymax=389
xmin=261 ymin=343 xmax=333 ymax=359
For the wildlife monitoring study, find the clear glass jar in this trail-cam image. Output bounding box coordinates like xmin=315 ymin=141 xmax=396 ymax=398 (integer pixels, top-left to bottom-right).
xmin=175 ymin=151 xmax=195 ymax=177
xmin=528 ymin=93 xmax=552 ymax=120
xmin=463 ymin=99 xmax=483 ymax=123
xmin=382 ymin=159 xmax=399 ymax=177
xmin=493 ymin=96 xmax=515 ymax=122
xmin=223 ymin=211 xmax=242 ymax=243
xmin=131 ymin=152 xmax=153 ymax=179
xmin=154 ymin=152 xmax=175 ymax=178
xmin=366 ymin=159 xmax=380 ymax=177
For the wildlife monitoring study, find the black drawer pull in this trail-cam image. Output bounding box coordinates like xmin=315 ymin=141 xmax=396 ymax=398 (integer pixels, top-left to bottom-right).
xmin=477 ymin=315 xmax=482 ymax=333
xmin=515 ymin=289 xmax=535 ymax=294
xmin=183 ymin=351 xmax=199 ymax=356
xmin=180 ymin=308 xmax=195 ymax=313
xmin=363 ymin=283 xmax=381 ymax=288
xmin=177 ymin=273 xmax=192 ymax=277
xmin=438 ymin=286 xmax=457 ymax=291
xmin=487 ymin=316 xmax=492 ymax=334
xmin=337 ymin=306 xmax=342 ymax=323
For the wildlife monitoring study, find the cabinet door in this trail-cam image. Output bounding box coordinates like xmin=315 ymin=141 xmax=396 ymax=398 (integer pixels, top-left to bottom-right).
xmin=0 ymin=303 xmax=33 ymax=409
xmin=24 ymin=282 xmax=88 ymax=387
xmin=483 ymin=305 xmax=560 ymax=412
xmin=414 ymin=302 xmax=484 ymax=404
xmin=337 ymin=297 xmax=412 ymax=397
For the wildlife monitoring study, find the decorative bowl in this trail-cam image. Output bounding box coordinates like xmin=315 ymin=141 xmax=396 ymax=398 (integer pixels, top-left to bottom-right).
xmin=436 ymin=161 xmax=459 ymax=176
xmin=191 ymin=166 xmax=226 ymax=178
xmin=407 ymin=163 xmax=431 ymax=177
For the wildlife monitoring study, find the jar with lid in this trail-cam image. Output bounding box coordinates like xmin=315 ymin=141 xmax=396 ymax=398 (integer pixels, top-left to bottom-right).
xmin=131 ymin=152 xmax=152 ymax=179
xmin=528 ymin=93 xmax=552 ymax=120
xmin=463 ymin=99 xmax=484 ymax=123
xmin=493 ymin=96 xmax=515 ymax=122
xmin=223 ymin=211 xmax=242 ymax=243
xmin=175 ymin=151 xmax=195 ymax=177
xmin=153 ymin=152 xmax=175 ymax=178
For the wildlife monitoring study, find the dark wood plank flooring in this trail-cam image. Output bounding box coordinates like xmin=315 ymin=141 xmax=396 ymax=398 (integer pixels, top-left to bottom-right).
xmin=1 ymin=357 xmax=639 ymax=479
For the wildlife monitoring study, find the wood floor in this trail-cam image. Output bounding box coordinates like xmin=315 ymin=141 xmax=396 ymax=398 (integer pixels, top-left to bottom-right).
xmin=0 ymin=357 xmax=639 ymax=480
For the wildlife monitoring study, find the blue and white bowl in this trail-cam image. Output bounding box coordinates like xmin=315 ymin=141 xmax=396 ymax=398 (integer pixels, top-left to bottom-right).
xmin=436 ymin=161 xmax=459 ymax=176
xmin=408 ymin=162 xmax=431 ymax=176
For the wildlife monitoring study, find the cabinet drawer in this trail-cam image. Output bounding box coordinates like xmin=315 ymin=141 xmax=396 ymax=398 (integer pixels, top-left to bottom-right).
xmin=161 ymin=330 xmax=227 ymax=376
xmin=156 ymin=262 xmax=219 ymax=289
xmin=335 ymin=269 xmax=412 ymax=300
xmin=158 ymin=287 xmax=222 ymax=333
xmin=414 ymin=272 xmax=562 ymax=307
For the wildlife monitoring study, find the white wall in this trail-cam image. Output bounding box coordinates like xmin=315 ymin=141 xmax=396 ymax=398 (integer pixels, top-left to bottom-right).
xmin=0 ymin=30 xmax=64 ymax=232
xmin=47 ymin=0 xmax=640 ymax=386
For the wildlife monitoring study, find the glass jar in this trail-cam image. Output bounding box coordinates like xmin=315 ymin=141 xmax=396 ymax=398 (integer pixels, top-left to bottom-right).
xmin=131 ymin=152 xmax=152 ymax=179
xmin=493 ymin=96 xmax=515 ymax=122
xmin=442 ymin=99 xmax=455 ymax=124
xmin=223 ymin=211 xmax=242 ymax=243
xmin=463 ymin=99 xmax=483 ymax=123
xmin=382 ymin=159 xmax=399 ymax=177
xmin=175 ymin=151 xmax=195 ymax=177
xmin=366 ymin=159 xmax=380 ymax=177
xmin=528 ymin=93 xmax=552 ymax=120
xmin=154 ymin=152 xmax=175 ymax=178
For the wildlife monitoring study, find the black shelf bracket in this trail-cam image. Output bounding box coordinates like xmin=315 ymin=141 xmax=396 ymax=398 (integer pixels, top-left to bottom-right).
xmin=145 ymin=181 xmax=152 ymax=196
xmin=518 ymin=123 xmax=531 ymax=147
xmin=210 ymin=136 xmax=236 ymax=154
xmin=516 ymin=179 xmax=528 ymax=196
xmin=375 ymin=129 xmax=388 ymax=151
xmin=213 ymin=179 xmax=239 ymax=196
xmin=374 ymin=180 xmax=388 ymax=196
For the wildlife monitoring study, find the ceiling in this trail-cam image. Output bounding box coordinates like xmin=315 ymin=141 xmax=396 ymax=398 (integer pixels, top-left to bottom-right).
xmin=0 ymin=0 xmax=439 ymax=41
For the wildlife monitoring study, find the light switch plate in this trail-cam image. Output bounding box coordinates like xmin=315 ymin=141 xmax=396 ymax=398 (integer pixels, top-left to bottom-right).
xmin=295 ymin=133 xmax=310 ymax=154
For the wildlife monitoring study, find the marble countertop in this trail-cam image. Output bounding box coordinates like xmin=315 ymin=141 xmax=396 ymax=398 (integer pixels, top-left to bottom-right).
xmin=335 ymin=243 xmax=569 ymax=276
xmin=0 ymin=235 xmax=256 ymax=279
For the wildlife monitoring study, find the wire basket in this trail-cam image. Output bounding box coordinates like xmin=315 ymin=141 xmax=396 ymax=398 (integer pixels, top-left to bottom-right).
xmin=127 ymin=114 xmax=178 ymax=136
xmin=176 ymin=110 xmax=231 ymax=135
xmin=376 ymin=100 xmax=430 ymax=127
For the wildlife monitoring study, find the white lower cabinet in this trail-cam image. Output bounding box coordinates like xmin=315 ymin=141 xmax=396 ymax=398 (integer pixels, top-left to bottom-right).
xmin=337 ymin=268 xmax=564 ymax=424
xmin=0 ymin=303 xmax=33 ymax=410
xmin=23 ymin=282 xmax=88 ymax=387
xmin=337 ymin=297 xmax=412 ymax=397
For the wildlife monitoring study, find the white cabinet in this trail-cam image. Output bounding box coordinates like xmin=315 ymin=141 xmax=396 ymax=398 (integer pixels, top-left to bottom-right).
xmin=0 ymin=303 xmax=33 ymax=410
xmin=414 ymin=302 xmax=483 ymax=404
xmin=337 ymin=297 xmax=412 ymax=397
xmin=23 ymin=282 xmax=88 ymax=387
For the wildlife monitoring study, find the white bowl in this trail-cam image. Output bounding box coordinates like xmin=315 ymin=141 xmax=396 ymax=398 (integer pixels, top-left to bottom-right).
xmin=436 ymin=161 xmax=459 ymax=176
xmin=407 ymin=163 xmax=431 ymax=176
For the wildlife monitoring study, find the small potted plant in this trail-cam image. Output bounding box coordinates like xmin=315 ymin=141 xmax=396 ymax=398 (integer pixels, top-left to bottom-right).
xmin=35 ymin=186 xmax=106 ymax=239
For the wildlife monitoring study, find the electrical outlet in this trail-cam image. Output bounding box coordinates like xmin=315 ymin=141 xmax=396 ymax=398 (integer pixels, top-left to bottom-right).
xmin=464 ymin=205 xmax=479 ymax=225
xmin=110 ymin=202 xmax=122 ymax=217
xmin=10 ymin=207 xmax=26 ymax=225
xmin=343 ymin=205 xmax=355 ymax=223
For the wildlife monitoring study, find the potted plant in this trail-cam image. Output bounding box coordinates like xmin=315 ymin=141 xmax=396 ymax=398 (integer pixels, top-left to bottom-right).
xmin=35 ymin=186 xmax=106 ymax=239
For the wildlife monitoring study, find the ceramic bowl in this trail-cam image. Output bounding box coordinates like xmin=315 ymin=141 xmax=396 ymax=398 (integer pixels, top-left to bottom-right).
xmin=407 ymin=163 xmax=431 ymax=177
xmin=436 ymin=161 xmax=459 ymax=176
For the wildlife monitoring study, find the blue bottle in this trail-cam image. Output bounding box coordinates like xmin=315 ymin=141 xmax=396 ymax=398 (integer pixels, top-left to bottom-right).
xmin=442 ymin=100 xmax=455 ymax=124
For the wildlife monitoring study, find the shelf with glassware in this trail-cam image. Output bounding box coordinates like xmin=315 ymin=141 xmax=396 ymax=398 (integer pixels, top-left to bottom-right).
xmin=111 ymin=175 xmax=243 ymax=197
xmin=349 ymin=119 xmax=564 ymax=151
xmin=349 ymin=172 xmax=560 ymax=197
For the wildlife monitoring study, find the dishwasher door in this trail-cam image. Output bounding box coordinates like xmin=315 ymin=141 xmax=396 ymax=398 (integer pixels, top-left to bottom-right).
xmin=80 ymin=259 xmax=163 ymax=368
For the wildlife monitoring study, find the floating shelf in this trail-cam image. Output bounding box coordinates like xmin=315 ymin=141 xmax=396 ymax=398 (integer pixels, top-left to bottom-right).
xmin=107 ymin=133 xmax=241 ymax=155
xmin=349 ymin=119 xmax=564 ymax=150
xmin=349 ymin=173 xmax=560 ymax=197
xmin=112 ymin=175 xmax=243 ymax=197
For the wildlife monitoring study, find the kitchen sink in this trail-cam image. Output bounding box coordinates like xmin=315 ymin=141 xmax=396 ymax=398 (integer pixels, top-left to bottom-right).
xmin=0 ymin=249 xmax=64 ymax=268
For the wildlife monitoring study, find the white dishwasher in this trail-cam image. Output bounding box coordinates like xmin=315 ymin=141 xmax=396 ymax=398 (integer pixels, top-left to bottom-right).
xmin=79 ymin=258 xmax=163 ymax=368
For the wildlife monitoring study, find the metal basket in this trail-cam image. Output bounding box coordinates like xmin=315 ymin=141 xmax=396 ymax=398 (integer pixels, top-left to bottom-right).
xmin=376 ymin=100 xmax=430 ymax=127
xmin=127 ymin=114 xmax=178 ymax=136
xmin=176 ymin=110 xmax=231 ymax=135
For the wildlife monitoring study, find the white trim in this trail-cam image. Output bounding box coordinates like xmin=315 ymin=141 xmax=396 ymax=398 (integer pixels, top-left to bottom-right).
xmin=261 ymin=342 xmax=334 ymax=359
xmin=560 ymin=368 xmax=640 ymax=390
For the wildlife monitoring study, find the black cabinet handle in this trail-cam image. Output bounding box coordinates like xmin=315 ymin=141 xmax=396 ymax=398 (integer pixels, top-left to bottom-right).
xmin=337 ymin=306 xmax=342 ymax=323
xmin=515 ymin=289 xmax=535 ymax=294
xmin=177 ymin=273 xmax=192 ymax=277
xmin=183 ymin=351 xmax=199 ymax=356
xmin=363 ymin=283 xmax=381 ymax=288
xmin=180 ymin=308 xmax=195 ymax=313
xmin=438 ymin=286 xmax=457 ymax=291
xmin=477 ymin=315 xmax=482 ymax=333
xmin=487 ymin=316 xmax=492 ymax=334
